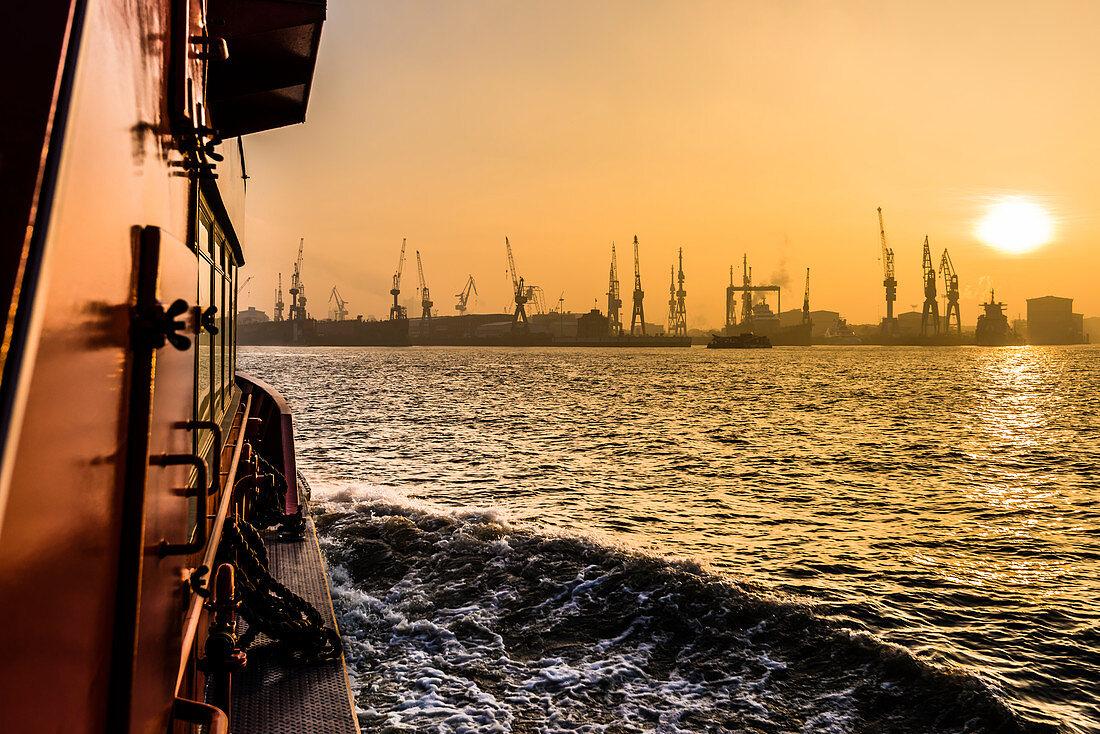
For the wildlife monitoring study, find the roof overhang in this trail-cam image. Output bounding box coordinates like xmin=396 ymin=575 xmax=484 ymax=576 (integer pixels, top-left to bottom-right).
xmin=207 ymin=0 xmax=326 ymax=138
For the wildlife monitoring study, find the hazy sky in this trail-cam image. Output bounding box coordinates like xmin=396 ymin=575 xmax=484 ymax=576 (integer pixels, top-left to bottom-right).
xmin=242 ymin=0 xmax=1100 ymax=327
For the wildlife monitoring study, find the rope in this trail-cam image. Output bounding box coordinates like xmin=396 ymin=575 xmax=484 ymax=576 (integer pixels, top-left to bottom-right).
xmin=220 ymin=517 xmax=342 ymax=665
xmin=249 ymin=446 xmax=304 ymax=536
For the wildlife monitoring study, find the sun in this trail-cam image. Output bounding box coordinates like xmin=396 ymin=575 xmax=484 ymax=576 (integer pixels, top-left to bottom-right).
xmin=974 ymin=197 xmax=1054 ymax=254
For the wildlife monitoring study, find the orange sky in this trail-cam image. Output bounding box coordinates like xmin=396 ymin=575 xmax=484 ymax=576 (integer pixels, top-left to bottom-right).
xmin=242 ymin=0 xmax=1100 ymax=327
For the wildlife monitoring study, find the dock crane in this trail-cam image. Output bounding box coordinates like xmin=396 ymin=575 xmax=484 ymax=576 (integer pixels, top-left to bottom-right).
xmin=940 ymin=249 xmax=961 ymax=334
xmin=236 ymin=275 xmax=253 ymax=296
xmin=920 ymin=236 xmax=941 ymax=337
xmin=725 ymin=266 xmax=737 ymax=331
xmin=328 ymin=286 xmax=349 ymax=321
xmin=630 ymin=235 xmax=645 ymax=336
xmin=607 ymin=244 xmax=622 ymax=336
xmin=802 ymin=267 xmax=811 ymax=326
xmin=666 ymin=266 xmax=676 ymax=334
xmin=455 ymin=275 xmax=477 ymax=313
xmin=878 ymin=207 xmax=897 ymax=335
xmin=669 ymin=248 xmax=687 ymax=337
xmin=389 ymin=238 xmax=407 ymax=321
xmin=289 ymin=237 xmax=306 ymax=321
xmin=505 ymin=237 xmax=529 ymax=333
xmin=274 ymin=273 xmax=284 ymax=321
xmin=415 ymin=250 xmax=433 ymax=333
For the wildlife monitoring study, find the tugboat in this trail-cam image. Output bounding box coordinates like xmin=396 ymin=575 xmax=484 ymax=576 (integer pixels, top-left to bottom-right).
xmin=707 ymin=333 xmax=772 ymax=349
xmin=0 ymin=2 xmax=359 ymax=733
xmin=975 ymin=289 xmax=1022 ymax=346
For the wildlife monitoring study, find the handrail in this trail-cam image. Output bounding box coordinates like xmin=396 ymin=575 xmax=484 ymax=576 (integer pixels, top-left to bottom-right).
xmin=153 ymin=454 xmax=208 ymax=556
xmin=173 ymin=697 xmax=229 ymax=734
xmin=175 ymin=393 xmax=252 ymax=693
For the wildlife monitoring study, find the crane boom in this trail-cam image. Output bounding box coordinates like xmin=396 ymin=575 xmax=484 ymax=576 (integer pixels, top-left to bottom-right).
xmin=802 ymin=267 xmax=811 ymax=326
xmin=607 ymin=243 xmax=622 ymax=336
xmin=505 ymin=237 xmax=528 ymax=332
xmin=940 ymin=248 xmax=961 ymax=334
xmin=389 ymin=238 xmax=408 ymax=321
xmin=920 ymin=235 xmax=940 ymax=337
xmin=455 ymin=275 xmax=477 ymax=313
xmin=630 ymin=235 xmax=645 ymax=336
xmin=415 ymin=250 xmax=433 ymax=323
xmin=877 ymin=207 xmax=897 ymax=333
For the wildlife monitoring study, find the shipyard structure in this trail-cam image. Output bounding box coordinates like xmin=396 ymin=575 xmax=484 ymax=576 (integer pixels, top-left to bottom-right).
xmin=237 ymin=217 xmax=1090 ymax=348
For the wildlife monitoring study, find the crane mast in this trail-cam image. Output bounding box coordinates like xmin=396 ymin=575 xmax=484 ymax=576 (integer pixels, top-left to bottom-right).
xmin=740 ymin=254 xmax=752 ymax=330
xmin=455 ymin=275 xmax=477 ymax=313
xmin=725 ymin=266 xmax=736 ymax=331
xmin=389 ymin=238 xmax=407 ymax=321
xmin=289 ymin=237 xmax=306 ymax=321
xmin=669 ymin=247 xmax=687 ymax=337
xmin=940 ymin=249 xmax=961 ymax=334
xmin=607 ymin=244 xmax=622 ymax=336
xmin=328 ymin=286 xmax=348 ymax=321
xmin=666 ymin=266 xmax=676 ymax=333
xmin=878 ymin=207 xmax=897 ymax=334
xmin=274 ymin=272 xmax=284 ymax=322
xmin=505 ymin=237 xmax=529 ymax=333
xmin=415 ymin=250 xmax=433 ymax=332
xmin=630 ymin=235 xmax=645 ymax=336
xmin=802 ymin=267 xmax=811 ymax=326
xmin=920 ymin=235 xmax=941 ymax=337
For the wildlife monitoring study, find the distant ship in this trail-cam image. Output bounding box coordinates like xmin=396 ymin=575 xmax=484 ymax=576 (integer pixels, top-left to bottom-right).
xmin=975 ymin=290 xmax=1021 ymax=346
xmin=707 ymin=333 xmax=772 ymax=349
xmin=728 ymin=300 xmax=812 ymax=346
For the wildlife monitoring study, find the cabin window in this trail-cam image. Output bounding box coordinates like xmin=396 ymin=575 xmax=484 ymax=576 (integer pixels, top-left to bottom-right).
xmin=193 ymin=196 xmax=238 ymax=424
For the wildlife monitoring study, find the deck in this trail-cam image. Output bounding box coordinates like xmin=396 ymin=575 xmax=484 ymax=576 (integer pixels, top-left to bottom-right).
xmin=230 ymin=517 xmax=360 ymax=734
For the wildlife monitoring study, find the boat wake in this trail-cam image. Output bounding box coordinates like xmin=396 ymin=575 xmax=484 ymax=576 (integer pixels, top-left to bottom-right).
xmin=314 ymin=487 xmax=1050 ymax=733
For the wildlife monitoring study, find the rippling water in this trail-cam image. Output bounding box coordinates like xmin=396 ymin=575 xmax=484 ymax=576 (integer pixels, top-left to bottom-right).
xmin=240 ymin=345 xmax=1100 ymax=733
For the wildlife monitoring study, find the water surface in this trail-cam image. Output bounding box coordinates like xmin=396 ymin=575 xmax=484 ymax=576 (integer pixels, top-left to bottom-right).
xmin=240 ymin=345 xmax=1099 ymax=733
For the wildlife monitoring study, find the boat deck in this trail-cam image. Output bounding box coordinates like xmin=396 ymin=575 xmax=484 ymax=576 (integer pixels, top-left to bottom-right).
xmin=230 ymin=517 xmax=360 ymax=734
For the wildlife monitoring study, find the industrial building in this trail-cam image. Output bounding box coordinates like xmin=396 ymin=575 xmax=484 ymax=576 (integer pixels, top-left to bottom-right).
xmin=1026 ymin=296 xmax=1085 ymax=344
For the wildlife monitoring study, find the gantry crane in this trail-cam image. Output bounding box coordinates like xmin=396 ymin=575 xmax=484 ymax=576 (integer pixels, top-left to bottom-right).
xmin=415 ymin=250 xmax=433 ymax=333
xmin=389 ymin=238 xmax=407 ymax=321
xmin=289 ymin=238 xmax=306 ymax=321
xmin=630 ymin=235 xmax=645 ymax=336
xmin=455 ymin=275 xmax=477 ymax=313
xmin=274 ymin=272 xmax=284 ymax=322
xmin=802 ymin=267 xmax=811 ymax=326
xmin=505 ymin=237 xmax=529 ymax=333
xmin=669 ymin=248 xmax=687 ymax=337
xmin=607 ymin=244 xmax=622 ymax=336
xmin=920 ymin=236 xmax=941 ymax=337
xmin=328 ymin=286 xmax=348 ymax=321
xmin=878 ymin=207 xmax=897 ymax=335
xmin=940 ymin=249 xmax=961 ymax=334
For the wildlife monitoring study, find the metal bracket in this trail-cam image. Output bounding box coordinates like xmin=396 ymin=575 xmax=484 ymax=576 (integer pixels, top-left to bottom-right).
xmin=152 ymin=453 xmax=209 ymax=556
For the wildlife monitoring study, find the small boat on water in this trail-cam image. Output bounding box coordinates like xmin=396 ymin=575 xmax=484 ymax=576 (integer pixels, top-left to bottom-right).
xmin=707 ymin=333 xmax=772 ymax=349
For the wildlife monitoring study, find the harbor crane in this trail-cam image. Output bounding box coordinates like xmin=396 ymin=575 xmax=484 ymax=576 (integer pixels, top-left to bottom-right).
xmin=505 ymin=237 xmax=529 ymax=333
xmin=920 ymin=236 xmax=941 ymax=337
xmin=878 ymin=207 xmax=897 ymax=335
xmin=669 ymin=248 xmax=687 ymax=337
xmin=940 ymin=249 xmax=961 ymax=334
xmin=289 ymin=237 xmax=306 ymax=321
xmin=725 ymin=266 xmax=737 ymax=330
xmin=802 ymin=267 xmax=811 ymax=326
xmin=415 ymin=250 xmax=433 ymax=332
xmin=666 ymin=266 xmax=676 ymax=334
xmin=455 ymin=275 xmax=477 ymax=313
xmin=389 ymin=238 xmax=407 ymax=321
xmin=630 ymin=235 xmax=645 ymax=336
xmin=274 ymin=272 xmax=284 ymax=321
xmin=607 ymin=244 xmax=623 ymax=336
xmin=236 ymin=275 xmax=252 ymax=296
xmin=328 ymin=286 xmax=349 ymax=321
